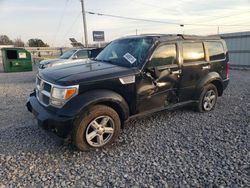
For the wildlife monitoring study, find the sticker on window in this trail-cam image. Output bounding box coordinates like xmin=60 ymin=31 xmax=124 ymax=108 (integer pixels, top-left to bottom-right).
xmin=123 ymin=53 xmax=136 ymax=64
xmin=18 ymin=52 xmax=27 ymax=59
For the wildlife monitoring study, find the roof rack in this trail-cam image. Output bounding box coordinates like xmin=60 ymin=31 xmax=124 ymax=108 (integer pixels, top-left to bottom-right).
xmin=125 ymin=34 xmax=221 ymax=41
xmin=177 ymin=34 xmax=221 ymax=40
xmin=139 ymin=34 xmax=175 ymax=37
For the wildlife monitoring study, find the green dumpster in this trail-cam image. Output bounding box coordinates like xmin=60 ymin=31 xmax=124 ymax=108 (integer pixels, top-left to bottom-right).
xmin=1 ymin=48 xmax=32 ymax=72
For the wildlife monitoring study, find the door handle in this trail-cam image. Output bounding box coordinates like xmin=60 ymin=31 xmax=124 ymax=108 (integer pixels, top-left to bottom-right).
xmin=171 ymin=70 xmax=181 ymax=74
xmin=202 ymin=65 xmax=210 ymax=70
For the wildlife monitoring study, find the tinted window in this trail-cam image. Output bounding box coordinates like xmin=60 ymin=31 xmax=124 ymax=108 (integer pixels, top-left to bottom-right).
xmin=183 ymin=43 xmax=205 ymax=63
xmin=76 ymin=50 xmax=89 ymax=59
xmin=205 ymin=42 xmax=225 ymax=61
xmin=150 ymin=44 xmax=177 ymax=67
xmin=90 ymin=48 xmax=103 ymax=58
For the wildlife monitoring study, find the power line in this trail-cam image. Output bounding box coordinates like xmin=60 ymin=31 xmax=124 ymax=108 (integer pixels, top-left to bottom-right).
xmin=86 ymin=11 xmax=181 ymax=25
xmin=132 ymin=0 xmax=250 ymax=27
xmin=60 ymin=13 xmax=81 ymax=42
xmin=86 ymin=11 xmax=250 ymax=27
xmin=176 ymin=0 xmax=250 ymax=11
xmin=53 ymin=0 xmax=69 ymax=46
xmin=133 ymin=0 xmax=177 ymax=13
xmin=194 ymin=10 xmax=250 ymax=24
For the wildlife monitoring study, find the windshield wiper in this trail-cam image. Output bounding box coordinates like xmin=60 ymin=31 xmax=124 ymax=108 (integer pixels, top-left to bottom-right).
xmin=94 ymin=58 xmax=113 ymax=64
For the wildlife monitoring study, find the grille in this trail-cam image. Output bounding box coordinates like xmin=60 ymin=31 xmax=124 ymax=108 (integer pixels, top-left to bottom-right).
xmin=36 ymin=76 xmax=52 ymax=106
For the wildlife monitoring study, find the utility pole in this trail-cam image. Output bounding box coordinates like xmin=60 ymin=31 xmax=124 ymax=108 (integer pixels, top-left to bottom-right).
xmin=80 ymin=0 xmax=88 ymax=47
xmin=217 ymin=26 xmax=220 ymax=35
xmin=136 ymin=29 xmax=138 ymax=35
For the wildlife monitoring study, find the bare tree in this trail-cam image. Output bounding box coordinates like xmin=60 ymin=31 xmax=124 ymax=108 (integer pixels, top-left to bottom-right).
xmin=13 ymin=38 xmax=25 ymax=47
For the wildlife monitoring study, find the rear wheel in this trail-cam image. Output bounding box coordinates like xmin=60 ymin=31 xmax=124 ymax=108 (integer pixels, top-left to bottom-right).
xmin=73 ymin=105 xmax=121 ymax=151
xmin=196 ymin=84 xmax=218 ymax=112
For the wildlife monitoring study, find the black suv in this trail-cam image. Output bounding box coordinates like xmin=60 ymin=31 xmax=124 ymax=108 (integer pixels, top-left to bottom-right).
xmin=27 ymin=34 xmax=229 ymax=151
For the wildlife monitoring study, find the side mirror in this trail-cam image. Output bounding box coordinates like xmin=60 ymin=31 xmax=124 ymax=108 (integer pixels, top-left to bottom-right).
xmin=145 ymin=66 xmax=170 ymax=82
xmin=72 ymin=55 xmax=78 ymax=59
xmin=145 ymin=64 xmax=159 ymax=78
xmin=156 ymin=69 xmax=170 ymax=82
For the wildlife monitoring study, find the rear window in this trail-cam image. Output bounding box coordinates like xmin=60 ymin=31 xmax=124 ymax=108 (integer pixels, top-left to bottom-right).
xmin=183 ymin=42 xmax=205 ymax=63
xmin=205 ymin=42 xmax=225 ymax=61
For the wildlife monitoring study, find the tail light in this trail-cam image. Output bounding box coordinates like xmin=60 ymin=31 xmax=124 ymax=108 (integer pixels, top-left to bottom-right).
xmin=226 ymin=63 xmax=230 ymax=79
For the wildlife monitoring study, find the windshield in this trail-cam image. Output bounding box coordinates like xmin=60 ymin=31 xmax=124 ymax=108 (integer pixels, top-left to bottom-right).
xmin=60 ymin=50 xmax=77 ymax=59
xmin=95 ymin=38 xmax=153 ymax=67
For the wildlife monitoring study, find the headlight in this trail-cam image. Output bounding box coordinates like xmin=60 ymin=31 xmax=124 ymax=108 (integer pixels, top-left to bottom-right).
xmin=50 ymin=85 xmax=78 ymax=107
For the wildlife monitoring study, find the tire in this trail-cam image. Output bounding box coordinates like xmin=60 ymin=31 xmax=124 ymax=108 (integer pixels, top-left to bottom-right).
xmin=196 ymin=83 xmax=218 ymax=112
xmin=72 ymin=105 xmax=121 ymax=151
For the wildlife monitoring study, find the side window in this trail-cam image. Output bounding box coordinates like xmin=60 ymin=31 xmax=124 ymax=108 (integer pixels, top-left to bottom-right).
xmin=183 ymin=42 xmax=205 ymax=63
xmin=76 ymin=50 xmax=88 ymax=59
xmin=150 ymin=44 xmax=177 ymax=67
xmin=205 ymin=42 xmax=225 ymax=61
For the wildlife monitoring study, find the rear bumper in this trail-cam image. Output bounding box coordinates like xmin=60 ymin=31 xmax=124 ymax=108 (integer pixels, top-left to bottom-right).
xmin=26 ymin=92 xmax=74 ymax=138
xmin=222 ymin=78 xmax=229 ymax=90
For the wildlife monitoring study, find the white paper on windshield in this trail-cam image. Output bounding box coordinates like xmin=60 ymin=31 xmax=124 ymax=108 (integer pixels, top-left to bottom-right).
xmin=123 ymin=53 xmax=136 ymax=64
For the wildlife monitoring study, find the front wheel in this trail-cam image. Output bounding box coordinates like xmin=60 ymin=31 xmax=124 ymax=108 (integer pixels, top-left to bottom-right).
xmin=196 ymin=84 xmax=218 ymax=112
xmin=73 ymin=105 xmax=121 ymax=151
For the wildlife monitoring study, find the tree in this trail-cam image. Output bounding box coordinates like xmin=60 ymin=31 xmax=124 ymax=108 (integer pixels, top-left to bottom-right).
xmin=13 ymin=38 xmax=25 ymax=47
xmin=0 ymin=35 xmax=13 ymax=45
xmin=28 ymin=38 xmax=49 ymax=47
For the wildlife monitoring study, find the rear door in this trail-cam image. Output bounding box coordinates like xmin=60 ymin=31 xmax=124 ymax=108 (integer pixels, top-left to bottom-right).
xmin=178 ymin=41 xmax=210 ymax=102
xmin=204 ymin=41 xmax=227 ymax=79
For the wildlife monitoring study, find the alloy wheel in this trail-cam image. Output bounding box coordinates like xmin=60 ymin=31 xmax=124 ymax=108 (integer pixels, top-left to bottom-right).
xmin=203 ymin=89 xmax=216 ymax=111
xmin=85 ymin=115 xmax=115 ymax=147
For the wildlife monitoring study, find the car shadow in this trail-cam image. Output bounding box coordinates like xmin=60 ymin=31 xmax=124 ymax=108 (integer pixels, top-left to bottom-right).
xmin=0 ymin=106 xmax=197 ymax=156
xmin=0 ymin=120 xmax=65 ymax=155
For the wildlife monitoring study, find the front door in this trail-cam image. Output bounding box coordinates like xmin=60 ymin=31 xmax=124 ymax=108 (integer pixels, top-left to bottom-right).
xmin=136 ymin=43 xmax=181 ymax=113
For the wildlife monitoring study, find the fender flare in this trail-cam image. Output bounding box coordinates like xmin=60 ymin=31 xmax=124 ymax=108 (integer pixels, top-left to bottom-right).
xmin=194 ymin=72 xmax=223 ymax=100
xmin=57 ymin=89 xmax=130 ymax=121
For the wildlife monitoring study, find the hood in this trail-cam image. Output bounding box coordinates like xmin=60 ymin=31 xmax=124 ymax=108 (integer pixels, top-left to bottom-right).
xmin=39 ymin=58 xmax=89 ymax=68
xmin=39 ymin=60 xmax=137 ymax=85
xmin=39 ymin=58 xmax=61 ymax=65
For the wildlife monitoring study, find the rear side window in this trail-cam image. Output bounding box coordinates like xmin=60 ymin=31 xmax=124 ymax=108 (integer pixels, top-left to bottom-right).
xmin=205 ymin=42 xmax=225 ymax=61
xmin=150 ymin=44 xmax=177 ymax=67
xmin=90 ymin=49 xmax=102 ymax=58
xmin=183 ymin=42 xmax=205 ymax=63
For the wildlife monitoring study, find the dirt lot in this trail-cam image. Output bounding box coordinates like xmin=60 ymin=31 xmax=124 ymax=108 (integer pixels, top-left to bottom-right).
xmin=0 ymin=69 xmax=249 ymax=187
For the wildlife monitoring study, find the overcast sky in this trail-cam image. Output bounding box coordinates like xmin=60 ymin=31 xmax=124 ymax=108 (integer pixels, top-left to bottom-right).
xmin=0 ymin=0 xmax=250 ymax=47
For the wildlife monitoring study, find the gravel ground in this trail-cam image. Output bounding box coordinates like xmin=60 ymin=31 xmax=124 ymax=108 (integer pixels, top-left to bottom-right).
xmin=0 ymin=69 xmax=249 ymax=187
